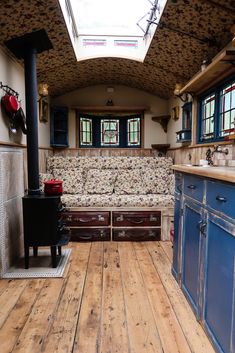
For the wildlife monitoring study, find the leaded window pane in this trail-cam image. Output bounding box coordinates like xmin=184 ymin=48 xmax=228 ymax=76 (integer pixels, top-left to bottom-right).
xmin=219 ymin=82 xmax=235 ymax=137
xmin=101 ymin=119 xmax=119 ymax=146
xmin=127 ymin=118 xmax=140 ymax=146
xmin=200 ymin=93 xmax=215 ymax=140
xmin=80 ymin=117 xmax=92 ymax=145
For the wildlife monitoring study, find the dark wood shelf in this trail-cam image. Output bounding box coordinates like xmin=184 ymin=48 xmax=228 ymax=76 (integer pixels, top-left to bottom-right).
xmin=180 ymin=49 xmax=235 ymax=95
xmin=152 ymin=115 xmax=171 ymax=133
xmin=73 ymin=105 xmax=148 ymax=112
xmin=151 ymin=144 xmax=170 ymax=154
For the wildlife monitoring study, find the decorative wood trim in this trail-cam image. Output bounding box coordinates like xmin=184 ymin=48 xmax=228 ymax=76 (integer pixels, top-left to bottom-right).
xmin=168 ymin=140 xmax=234 ymax=151
xmin=72 ymin=105 xmax=148 ymax=112
xmin=152 ymin=115 xmax=170 ymax=133
xmin=0 ymin=141 xmax=52 ymax=150
xmin=141 ymin=112 xmax=144 ymax=148
xmin=192 ymin=99 xmax=198 ymax=145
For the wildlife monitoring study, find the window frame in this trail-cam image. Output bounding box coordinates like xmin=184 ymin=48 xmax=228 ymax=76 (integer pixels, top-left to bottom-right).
xmin=77 ymin=112 xmax=144 ymax=148
xmin=197 ymin=75 xmax=235 ymax=144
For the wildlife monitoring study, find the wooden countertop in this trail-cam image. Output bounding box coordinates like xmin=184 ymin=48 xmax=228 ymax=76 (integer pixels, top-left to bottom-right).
xmin=172 ymin=165 xmax=235 ymax=184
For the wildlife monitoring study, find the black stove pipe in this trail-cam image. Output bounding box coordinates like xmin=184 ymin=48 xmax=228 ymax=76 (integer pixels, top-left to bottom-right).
xmin=24 ymin=46 xmax=40 ymax=195
xmin=4 ymin=30 xmax=53 ymax=196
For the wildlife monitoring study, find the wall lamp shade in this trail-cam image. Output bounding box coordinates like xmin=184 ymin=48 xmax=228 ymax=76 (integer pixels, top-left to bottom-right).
xmin=174 ymin=83 xmax=193 ymax=102
xmin=38 ymin=83 xmax=49 ymax=97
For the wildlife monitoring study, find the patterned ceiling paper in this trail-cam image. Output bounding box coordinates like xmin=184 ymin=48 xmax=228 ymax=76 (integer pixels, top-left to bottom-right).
xmin=0 ymin=0 xmax=234 ymax=98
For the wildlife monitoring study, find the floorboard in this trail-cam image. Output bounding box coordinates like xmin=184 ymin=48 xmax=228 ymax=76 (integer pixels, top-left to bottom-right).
xmin=0 ymin=242 xmax=215 ymax=353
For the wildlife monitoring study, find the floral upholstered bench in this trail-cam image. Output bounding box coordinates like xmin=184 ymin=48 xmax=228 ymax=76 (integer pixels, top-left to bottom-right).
xmin=40 ymin=156 xmax=174 ymax=241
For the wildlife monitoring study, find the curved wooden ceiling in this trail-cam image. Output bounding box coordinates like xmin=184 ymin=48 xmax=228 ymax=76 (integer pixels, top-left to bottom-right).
xmin=0 ymin=0 xmax=234 ymax=98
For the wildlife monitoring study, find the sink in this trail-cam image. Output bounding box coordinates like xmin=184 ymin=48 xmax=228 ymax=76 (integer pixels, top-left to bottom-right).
xmin=183 ymin=164 xmax=217 ymax=167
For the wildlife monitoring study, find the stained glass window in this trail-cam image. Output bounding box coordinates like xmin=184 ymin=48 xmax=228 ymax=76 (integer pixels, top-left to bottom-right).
xmin=78 ymin=114 xmax=142 ymax=147
xmin=200 ymin=93 xmax=215 ymax=141
xmin=101 ymin=119 xmax=119 ymax=146
xmin=219 ymin=82 xmax=235 ymax=137
xmin=80 ymin=117 xmax=92 ymax=146
xmin=127 ymin=118 xmax=140 ymax=146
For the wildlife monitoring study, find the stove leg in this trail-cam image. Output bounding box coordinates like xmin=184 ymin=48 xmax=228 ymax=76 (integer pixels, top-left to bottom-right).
xmin=51 ymin=246 xmax=57 ymax=268
xmin=33 ymin=246 xmax=38 ymax=257
xmin=58 ymin=246 xmax=62 ymax=256
xmin=24 ymin=245 xmax=29 ymax=269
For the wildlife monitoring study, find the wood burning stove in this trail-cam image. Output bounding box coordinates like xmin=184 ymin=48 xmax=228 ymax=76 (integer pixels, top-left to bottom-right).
xmin=5 ymin=30 xmax=70 ymax=268
xmin=22 ymin=195 xmax=70 ymax=268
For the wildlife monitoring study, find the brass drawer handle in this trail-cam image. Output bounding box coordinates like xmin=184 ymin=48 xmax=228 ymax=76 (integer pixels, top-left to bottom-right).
xmin=150 ymin=215 xmax=159 ymax=222
xmin=126 ymin=218 xmax=144 ymax=224
xmin=216 ymin=196 xmax=227 ymax=202
xmin=98 ymin=215 xmax=105 ymax=221
xmin=78 ymin=217 xmax=96 ymax=223
xmin=116 ymin=215 xmax=124 ymax=222
xmin=118 ymin=231 xmax=126 ymax=237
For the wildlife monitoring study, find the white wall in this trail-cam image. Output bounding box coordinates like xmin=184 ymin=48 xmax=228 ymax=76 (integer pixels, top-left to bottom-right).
xmin=0 ymin=46 xmax=50 ymax=148
xmin=52 ymin=84 xmax=169 ymax=148
xmin=167 ymin=96 xmax=185 ymax=148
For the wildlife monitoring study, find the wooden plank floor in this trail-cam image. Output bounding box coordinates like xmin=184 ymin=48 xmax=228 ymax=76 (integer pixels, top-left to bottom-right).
xmin=0 ymin=242 xmax=215 ymax=353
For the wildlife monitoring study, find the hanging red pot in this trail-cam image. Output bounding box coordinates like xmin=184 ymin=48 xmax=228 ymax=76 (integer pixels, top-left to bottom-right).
xmin=1 ymin=94 xmax=19 ymax=114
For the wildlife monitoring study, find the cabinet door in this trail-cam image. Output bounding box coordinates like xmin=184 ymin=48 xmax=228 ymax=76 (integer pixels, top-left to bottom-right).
xmin=172 ymin=196 xmax=181 ymax=281
xmin=182 ymin=200 xmax=204 ymax=319
xmin=50 ymin=106 xmax=68 ymax=147
xmin=203 ymin=213 xmax=235 ymax=353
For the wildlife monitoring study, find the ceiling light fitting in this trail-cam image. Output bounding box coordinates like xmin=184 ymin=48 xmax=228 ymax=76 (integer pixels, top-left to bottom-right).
xmin=174 ymin=83 xmax=193 ymax=102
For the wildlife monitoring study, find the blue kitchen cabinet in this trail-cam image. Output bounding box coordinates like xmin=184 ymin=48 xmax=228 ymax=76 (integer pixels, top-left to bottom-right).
xmin=173 ymin=171 xmax=235 ymax=353
xmin=172 ymin=173 xmax=183 ymax=281
xmin=181 ymin=199 xmax=203 ymax=319
xmin=172 ymin=196 xmax=181 ymax=280
xmin=203 ymin=212 xmax=235 ymax=353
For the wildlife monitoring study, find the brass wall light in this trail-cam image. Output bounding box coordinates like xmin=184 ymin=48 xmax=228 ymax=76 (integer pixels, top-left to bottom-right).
xmin=38 ymin=83 xmax=49 ymax=122
xmin=174 ymin=83 xmax=193 ymax=103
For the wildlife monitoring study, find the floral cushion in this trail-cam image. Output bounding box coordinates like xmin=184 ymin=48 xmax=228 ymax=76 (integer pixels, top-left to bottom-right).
xmin=84 ymin=169 xmax=117 ymax=194
xmin=53 ymin=168 xmax=84 ymax=194
xmin=61 ymin=193 xmax=174 ymax=208
xmin=47 ymin=156 xmax=173 ymax=172
xmin=39 ymin=173 xmax=53 ymax=192
xmin=168 ymin=174 xmax=175 ymax=195
xmin=142 ymin=168 xmax=169 ymax=194
xmin=47 ymin=156 xmax=78 ymax=172
xmin=114 ymin=169 xmax=146 ymax=195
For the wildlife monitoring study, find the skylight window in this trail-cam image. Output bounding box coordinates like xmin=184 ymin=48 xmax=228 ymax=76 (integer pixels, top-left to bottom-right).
xmin=60 ymin=0 xmax=167 ymax=61
xmin=70 ymin=0 xmax=152 ymax=36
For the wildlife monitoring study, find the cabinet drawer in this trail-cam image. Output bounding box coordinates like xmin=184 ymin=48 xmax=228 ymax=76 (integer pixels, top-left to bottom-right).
xmin=206 ymin=180 xmax=235 ymax=219
xmin=70 ymin=228 xmax=110 ymax=241
xmin=63 ymin=211 xmax=110 ymax=226
xmin=113 ymin=211 xmax=161 ymax=226
xmin=183 ymin=175 xmax=204 ymax=202
xmin=113 ymin=228 xmax=161 ymax=241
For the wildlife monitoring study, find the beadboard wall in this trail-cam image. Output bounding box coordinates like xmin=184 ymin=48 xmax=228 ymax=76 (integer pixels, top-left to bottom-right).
xmin=167 ymin=144 xmax=235 ymax=167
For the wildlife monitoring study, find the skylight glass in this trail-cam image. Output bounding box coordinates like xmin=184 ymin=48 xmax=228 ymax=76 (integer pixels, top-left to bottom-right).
xmin=61 ymin=0 xmax=167 ymax=61
xmin=70 ymin=0 xmax=166 ymax=36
